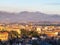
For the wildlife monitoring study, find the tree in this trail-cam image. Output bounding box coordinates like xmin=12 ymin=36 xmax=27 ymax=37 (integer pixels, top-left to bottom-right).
xmin=8 ymin=31 xmax=19 ymax=39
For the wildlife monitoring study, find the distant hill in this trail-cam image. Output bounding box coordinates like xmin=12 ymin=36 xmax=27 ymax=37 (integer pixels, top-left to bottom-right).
xmin=0 ymin=11 xmax=60 ymax=23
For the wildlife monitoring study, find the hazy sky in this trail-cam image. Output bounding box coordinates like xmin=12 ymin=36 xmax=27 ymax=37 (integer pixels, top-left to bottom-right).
xmin=0 ymin=0 xmax=60 ymax=14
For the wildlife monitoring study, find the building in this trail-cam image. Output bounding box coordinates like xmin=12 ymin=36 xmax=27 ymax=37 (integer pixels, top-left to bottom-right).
xmin=36 ymin=26 xmax=42 ymax=33
xmin=0 ymin=32 xmax=8 ymax=41
xmin=45 ymin=31 xmax=58 ymax=37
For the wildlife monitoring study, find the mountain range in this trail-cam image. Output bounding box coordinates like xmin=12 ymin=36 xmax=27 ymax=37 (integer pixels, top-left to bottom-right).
xmin=0 ymin=11 xmax=60 ymax=23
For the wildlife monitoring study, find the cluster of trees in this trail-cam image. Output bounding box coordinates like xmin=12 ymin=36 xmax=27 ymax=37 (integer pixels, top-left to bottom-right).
xmin=8 ymin=31 xmax=20 ymax=40
xmin=0 ymin=29 xmax=38 ymax=40
xmin=21 ymin=29 xmax=39 ymax=38
xmin=7 ymin=29 xmax=40 ymax=39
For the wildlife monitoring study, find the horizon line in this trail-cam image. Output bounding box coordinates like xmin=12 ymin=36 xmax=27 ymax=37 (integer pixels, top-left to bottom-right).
xmin=0 ymin=10 xmax=60 ymax=15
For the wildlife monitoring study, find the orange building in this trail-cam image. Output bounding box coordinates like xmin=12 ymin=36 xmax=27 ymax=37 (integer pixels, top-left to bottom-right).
xmin=45 ymin=31 xmax=58 ymax=37
xmin=0 ymin=32 xmax=8 ymax=41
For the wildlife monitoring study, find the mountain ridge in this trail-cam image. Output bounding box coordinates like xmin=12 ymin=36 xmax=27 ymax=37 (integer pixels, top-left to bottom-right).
xmin=0 ymin=11 xmax=60 ymax=23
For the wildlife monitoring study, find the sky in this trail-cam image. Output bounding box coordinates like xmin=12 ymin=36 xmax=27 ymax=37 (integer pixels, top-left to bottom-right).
xmin=0 ymin=0 xmax=60 ymax=14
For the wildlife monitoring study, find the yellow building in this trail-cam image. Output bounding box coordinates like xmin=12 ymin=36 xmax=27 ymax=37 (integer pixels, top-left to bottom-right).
xmin=36 ymin=26 xmax=42 ymax=33
xmin=5 ymin=25 xmax=21 ymax=34
xmin=0 ymin=32 xmax=8 ymax=41
xmin=0 ymin=26 xmax=5 ymax=31
xmin=43 ymin=26 xmax=55 ymax=31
